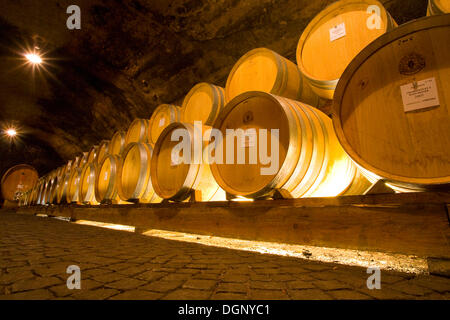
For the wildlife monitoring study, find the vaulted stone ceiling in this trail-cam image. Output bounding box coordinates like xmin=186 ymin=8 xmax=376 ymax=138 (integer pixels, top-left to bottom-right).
xmin=0 ymin=0 xmax=427 ymax=184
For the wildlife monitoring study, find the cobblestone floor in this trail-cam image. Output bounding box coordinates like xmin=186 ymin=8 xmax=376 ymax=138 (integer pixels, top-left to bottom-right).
xmin=1 ymin=210 xmax=449 ymax=300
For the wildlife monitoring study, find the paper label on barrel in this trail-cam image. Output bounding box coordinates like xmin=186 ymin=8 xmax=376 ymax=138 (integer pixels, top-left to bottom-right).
xmin=159 ymin=117 xmax=165 ymax=127
xmin=330 ymin=23 xmax=346 ymax=42
xmin=241 ymin=129 xmax=257 ymax=148
xmin=400 ymin=77 xmax=440 ymax=112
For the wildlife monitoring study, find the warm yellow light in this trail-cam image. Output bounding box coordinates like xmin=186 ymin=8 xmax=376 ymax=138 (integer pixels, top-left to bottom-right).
xmin=142 ymin=229 xmax=428 ymax=274
xmin=5 ymin=128 xmax=17 ymax=137
xmin=25 ymin=53 xmax=42 ymax=64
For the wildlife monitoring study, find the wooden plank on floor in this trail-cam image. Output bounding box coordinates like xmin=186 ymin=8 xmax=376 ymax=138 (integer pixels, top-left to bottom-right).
xmin=15 ymin=192 xmax=450 ymax=259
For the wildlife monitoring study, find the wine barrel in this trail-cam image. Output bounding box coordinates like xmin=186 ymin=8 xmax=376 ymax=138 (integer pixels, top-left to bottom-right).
xmin=182 ymin=83 xmax=226 ymax=126
xmin=36 ymin=179 xmax=46 ymax=205
xmin=332 ymin=14 xmax=450 ymax=190
xmin=29 ymin=185 xmax=38 ymax=205
xmin=117 ymin=142 xmax=160 ymax=203
xmin=226 ymin=48 xmax=320 ymax=107
xmin=70 ymin=156 xmax=81 ymax=171
xmin=125 ymin=119 xmax=150 ymax=146
xmin=95 ymin=154 xmax=124 ymax=204
xmin=110 ymin=131 xmax=127 ymax=155
xmin=151 ymin=123 xmax=226 ymax=202
xmin=428 ymin=0 xmax=450 ymax=15
xmin=1 ymin=164 xmax=38 ymax=202
xmin=66 ymin=168 xmax=82 ymax=203
xmin=148 ymin=104 xmax=181 ymax=146
xmin=56 ymin=173 xmax=70 ymax=204
xmin=45 ymin=171 xmax=59 ymax=204
xmin=96 ymin=140 xmax=110 ymax=166
xmin=296 ymin=0 xmax=396 ymax=100
xmin=87 ymin=146 xmax=99 ymax=164
xmin=79 ymin=163 xmax=98 ymax=205
xmin=210 ymin=91 xmax=367 ymax=199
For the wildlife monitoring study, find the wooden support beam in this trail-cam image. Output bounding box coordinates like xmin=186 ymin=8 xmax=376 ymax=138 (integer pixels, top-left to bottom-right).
xmin=15 ymin=192 xmax=450 ymax=260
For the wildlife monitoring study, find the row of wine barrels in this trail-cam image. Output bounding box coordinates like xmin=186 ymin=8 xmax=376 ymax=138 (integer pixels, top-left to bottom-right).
xmin=226 ymin=48 xmax=321 ymax=107
xmin=428 ymin=0 xmax=450 ymax=15
xmin=209 ymin=91 xmax=369 ymax=199
xmin=332 ymin=14 xmax=450 ymax=190
xmin=151 ymin=123 xmax=226 ymax=202
xmin=296 ymin=0 xmax=397 ymax=100
xmin=20 ymin=14 xmax=449 ymax=205
xmin=1 ymin=164 xmax=38 ymax=203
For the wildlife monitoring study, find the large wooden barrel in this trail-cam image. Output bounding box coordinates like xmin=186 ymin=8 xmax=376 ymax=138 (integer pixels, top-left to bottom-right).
xmin=117 ymin=142 xmax=160 ymax=203
xmin=95 ymin=154 xmax=124 ymax=204
xmin=96 ymin=140 xmax=110 ymax=166
xmin=151 ymin=123 xmax=226 ymax=202
xmin=182 ymin=83 xmax=226 ymax=126
xmin=428 ymin=0 xmax=450 ymax=15
xmin=148 ymin=104 xmax=182 ymax=146
xmin=79 ymin=163 xmax=98 ymax=204
xmin=226 ymin=48 xmax=320 ymax=107
xmin=66 ymin=168 xmax=82 ymax=203
xmin=332 ymin=14 xmax=450 ymax=190
xmin=209 ymin=91 xmax=367 ymax=199
xmin=296 ymin=0 xmax=396 ymax=100
xmin=125 ymin=119 xmax=150 ymax=146
xmin=110 ymin=131 xmax=127 ymax=155
xmin=1 ymin=164 xmax=38 ymax=202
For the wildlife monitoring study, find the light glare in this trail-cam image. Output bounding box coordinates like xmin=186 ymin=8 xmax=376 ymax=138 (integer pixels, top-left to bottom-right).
xmin=6 ymin=128 xmax=17 ymax=137
xmin=25 ymin=53 xmax=42 ymax=64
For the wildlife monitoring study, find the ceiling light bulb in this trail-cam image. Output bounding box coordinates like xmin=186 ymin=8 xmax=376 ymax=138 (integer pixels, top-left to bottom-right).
xmin=25 ymin=53 xmax=42 ymax=64
xmin=6 ymin=128 xmax=17 ymax=137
